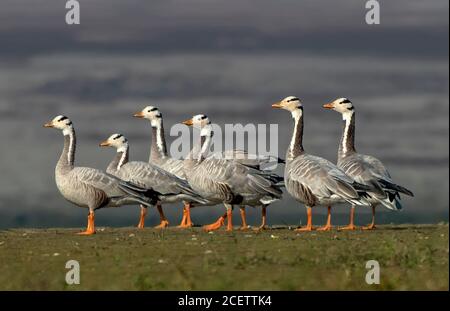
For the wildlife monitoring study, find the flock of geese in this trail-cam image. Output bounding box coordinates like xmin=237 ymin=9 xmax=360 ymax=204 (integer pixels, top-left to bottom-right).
xmin=44 ymin=96 xmax=414 ymax=235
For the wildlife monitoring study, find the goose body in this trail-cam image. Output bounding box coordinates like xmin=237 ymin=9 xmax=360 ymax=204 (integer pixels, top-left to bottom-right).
xmin=181 ymin=114 xmax=283 ymax=231
xmin=100 ymin=133 xmax=208 ymax=228
xmin=273 ymin=96 xmax=370 ymax=231
xmin=134 ymin=106 xmax=284 ymax=229
xmin=44 ymin=115 xmax=159 ymax=235
xmin=323 ymin=98 xmax=414 ymax=229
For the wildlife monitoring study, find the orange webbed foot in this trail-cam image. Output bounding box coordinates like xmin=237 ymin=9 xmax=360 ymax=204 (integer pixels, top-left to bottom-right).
xmin=294 ymin=226 xmax=314 ymax=232
xmin=316 ymin=225 xmax=332 ymax=231
xmin=76 ymin=229 xmax=96 ymax=235
xmin=203 ymin=217 xmax=225 ymax=232
xmin=154 ymin=220 xmax=169 ymax=229
xmin=362 ymin=224 xmax=376 ymax=230
xmin=339 ymin=224 xmax=358 ymax=231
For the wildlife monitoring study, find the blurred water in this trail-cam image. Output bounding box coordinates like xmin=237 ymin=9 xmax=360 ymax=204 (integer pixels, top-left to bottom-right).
xmin=0 ymin=1 xmax=448 ymax=227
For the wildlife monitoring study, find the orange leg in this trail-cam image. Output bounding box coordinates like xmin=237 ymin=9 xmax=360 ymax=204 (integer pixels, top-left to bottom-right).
xmin=239 ymin=206 xmax=249 ymax=230
xmin=362 ymin=205 xmax=376 ymax=230
xmin=178 ymin=203 xmax=194 ymax=228
xmin=258 ymin=205 xmax=267 ymax=230
xmin=137 ymin=205 xmax=147 ymax=229
xmin=295 ymin=206 xmax=314 ymax=232
xmin=339 ymin=205 xmax=357 ymax=231
xmin=77 ymin=211 xmax=96 ymax=235
xmin=317 ymin=206 xmax=332 ymax=231
xmin=185 ymin=204 xmax=194 ymax=227
xmin=226 ymin=208 xmax=233 ymax=231
xmin=154 ymin=203 xmax=169 ymax=229
xmin=177 ymin=205 xmax=188 ymax=228
xmin=203 ymin=212 xmax=227 ymax=232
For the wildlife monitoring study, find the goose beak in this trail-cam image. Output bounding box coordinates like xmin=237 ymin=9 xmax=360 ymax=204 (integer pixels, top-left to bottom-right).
xmin=43 ymin=121 xmax=54 ymax=128
xmin=271 ymin=102 xmax=283 ymax=109
xmin=182 ymin=118 xmax=194 ymax=126
xmin=323 ymin=103 xmax=334 ymax=109
xmin=99 ymin=140 xmax=111 ymax=147
xmin=133 ymin=111 xmax=145 ymax=118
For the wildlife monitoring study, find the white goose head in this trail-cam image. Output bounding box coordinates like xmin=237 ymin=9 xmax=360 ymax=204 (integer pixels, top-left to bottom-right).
xmin=100 ymin=133 xmax=128 ymax=153
xmin=272 ymin=96 xmax=303 ymax=119
xmin=43 ymin=115 xmax=74 ymax=135
xmin=323 ymin=98 xmax=354 ymax=117
xmin=183 ymin=114 xmax=212 ymax=137
xmin=134 ymin=106 xmax=162 ymax=127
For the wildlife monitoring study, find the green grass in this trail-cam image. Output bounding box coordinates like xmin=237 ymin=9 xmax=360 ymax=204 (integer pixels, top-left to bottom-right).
xmin=0 ymin=224 xmax=448 ymax=290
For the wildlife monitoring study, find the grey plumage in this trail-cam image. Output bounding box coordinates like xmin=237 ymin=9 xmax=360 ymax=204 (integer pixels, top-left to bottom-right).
xmin=135 ymin=106 xmax=284 ymax=229
xmin=102 ymin=134 xmax=208 ymax=205
xmin=273 ymin=96 xmax=369 ymax=230
xmin=285 ymin=154 xmax=370 ymax=207
xmin=45 ymin=115 xmax=159 ymax=234
xmin=182 ymin=114 xmax=283 ymax=230
xmin=325 ymin=98 xmax=414 ymax=212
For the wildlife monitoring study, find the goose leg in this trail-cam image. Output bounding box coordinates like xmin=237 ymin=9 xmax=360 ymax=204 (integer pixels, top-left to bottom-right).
xmin=203 ymin=212 xmax=227 ymax=232
xmin=178 ymin=203 xmax=194 ymax=228
xmin=77 ymin=210 xmax=96 ymax=235
xmin=339 ymin=205 xmax=357 ymax=231
xmin=226 ymin=204 xmax=233 ymax=232
xmin=154 ymin=202 xmax=169 ymax=229
xmin=137 ymin=205 xmax=147 ymax=229
xmin=177 ymin=205 xmax=188 ymax=228
xmin=317 ymin=206 xmax=333 ymax=231
xmin=295 ymin=206 xmax=314 ymax=232
xmin=256 ymin=205 xmax=267 ymax=231
xmin=239 ymin=206 xmax=249 ymax=230
xmin=362 ymin=205 xmax=376 ymax=230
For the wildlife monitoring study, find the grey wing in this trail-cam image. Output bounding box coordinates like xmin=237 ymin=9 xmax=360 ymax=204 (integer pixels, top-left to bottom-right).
xmin=201 ymin=158 xmax=282 ymax=198
xmin=339 ymin=155 xmax=386 ymax=198
xmin=356 ymin=154 xmax=413 ymax=197
xmin=67 ymin=167 xmax=120 ymax=208
xmin=211 ymin=149 xmax=283 ymax=169
xmin=287 ymin=155 xmax=360 ymax=203
xmin=119 ymin=161 xmax=196 ymax=196
xmin=188 ymin=158 xmax=235 ymax=202
xmin=70 ymin=167 xmax=123 ymax=195
xmin=158 ymin=158 xmax=186 ymax=180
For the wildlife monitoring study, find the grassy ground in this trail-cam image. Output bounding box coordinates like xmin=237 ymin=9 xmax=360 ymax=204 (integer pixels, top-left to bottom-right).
xmin=0 ymin=224 xmax=448 ymax=290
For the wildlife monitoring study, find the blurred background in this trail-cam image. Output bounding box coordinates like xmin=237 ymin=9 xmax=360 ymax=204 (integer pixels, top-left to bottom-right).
xmin=0 ymin=0 xmax=448 ymax=228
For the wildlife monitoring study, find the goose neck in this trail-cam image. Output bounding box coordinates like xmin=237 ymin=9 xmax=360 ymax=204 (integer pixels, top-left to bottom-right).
xmin=339 ymin=111 xmax=356 ymax=157
xmin=287 ymin=108 xmax=304 ymax=159
xmin=150 ymin=121 xmax=168 ymax=162
xmin=57 ymin=127 xmax=76 ymax=172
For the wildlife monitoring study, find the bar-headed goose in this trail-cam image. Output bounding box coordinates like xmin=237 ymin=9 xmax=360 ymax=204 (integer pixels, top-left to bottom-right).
xmin=323 ymin=98 xmax=414 ymax=230
xmin=181 ymin=114 xmax=283 ymax=231
xmin=44 ymin=115 xmax=160 ymax=235
xmin=99 ymin=133 xmax=208 ymax=229
xmin=134 ymin=106 xmax=284 ymax=230
xmin=272 ymin=97 xmax=371 ymax=231
xmin=133 ymin=106 xmax=193 ymax=227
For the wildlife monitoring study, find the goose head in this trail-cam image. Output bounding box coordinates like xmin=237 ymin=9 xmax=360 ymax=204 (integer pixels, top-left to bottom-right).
xmin=272 ymin=96 xmax=303 ymax=119
xmin=323 ymin=98 xmax=354 ymax=114
xmin=99 ymin=133 xmax=128 ymax=152
xmin=182 ymin=114 xmax=212 ymax=137
xmin=43 ymin=115 xmax=73 ymax=135
xmin=133 ymin=106 xmax=162 ymax=127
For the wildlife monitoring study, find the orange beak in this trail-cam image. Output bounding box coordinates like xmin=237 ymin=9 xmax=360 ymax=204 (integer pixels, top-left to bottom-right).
xmin=43 ymin=121 xmax=54 ymax=128
xmin=133 ymin=111 xmax=145 ymax=118
xmin=323 ymin=103 xmax=335 ymax=109
xmin=182 ymin=118 xmax=194 ymax=126
xmin=99 ymin=140 xmax=111 ymax=147
xmin=271 ymin=102 xmax=283 ymax=109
